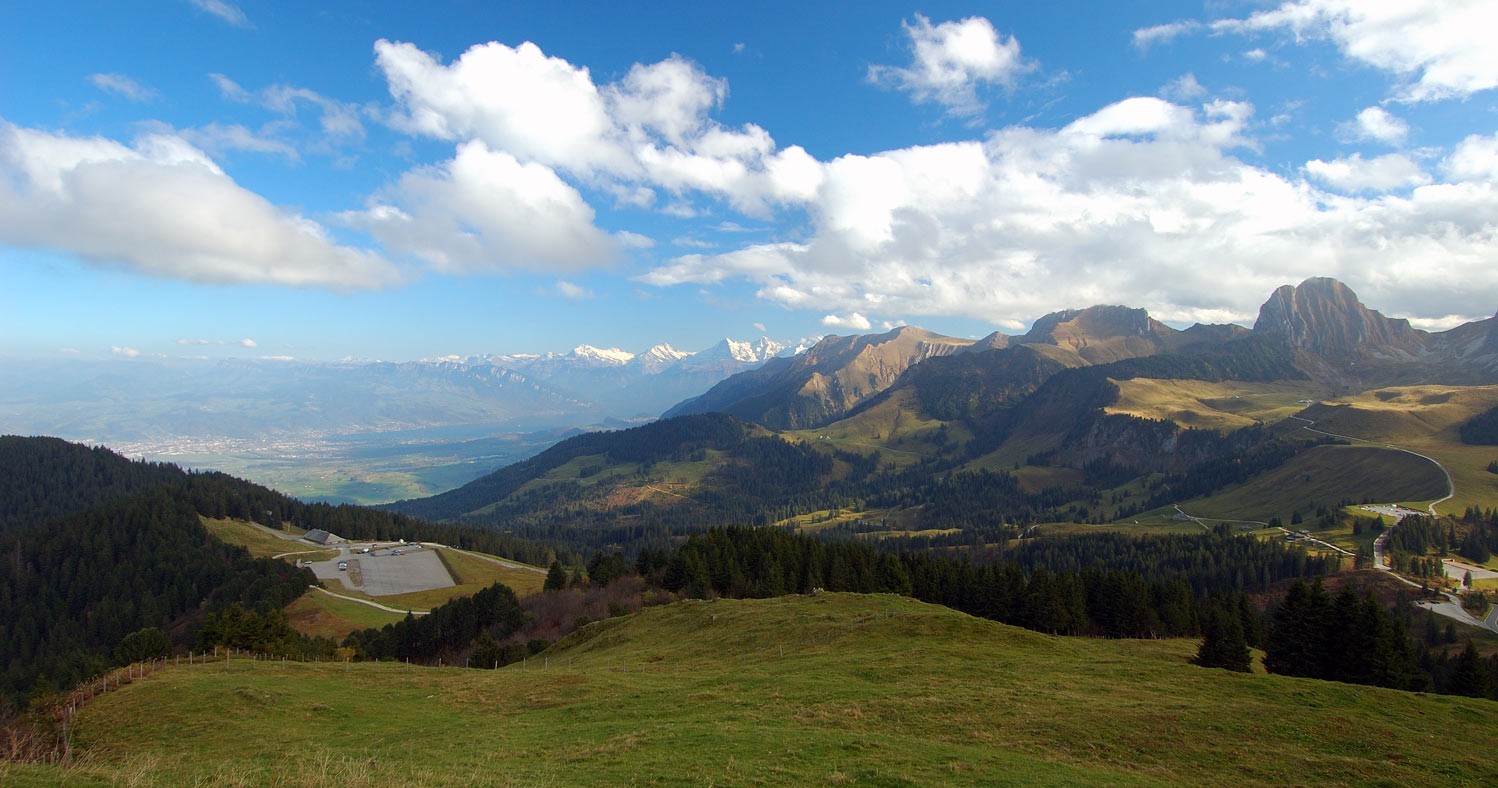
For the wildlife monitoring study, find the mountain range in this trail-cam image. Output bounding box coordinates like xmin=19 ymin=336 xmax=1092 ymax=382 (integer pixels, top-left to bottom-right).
xmin=671 ymin=277 xmax=1498 ymax=434
xmin=390 ymin=277 xmax=1498 ymax=551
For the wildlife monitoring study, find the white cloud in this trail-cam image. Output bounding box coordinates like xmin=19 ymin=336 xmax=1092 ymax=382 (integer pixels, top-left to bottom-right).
xmin=1443 ymin=133 xmax=1498 ymax=181
xmin=110 ymin=346 xmax=141 ymax=358
xmin=553 ymin=280 xmax=592 ymax=299
xmin=868 ymin=15 xmax=1031 ymax=116
xmin=640 ymin=96 xmax=1498 ymax=328
xmin=189 ymin=0 xmax=250 ymax=28
xmin=1305 ymin=152 xmax=1430 ymax=191
xmin=1160 ymin=73 xmax=1207 ymax=102
xmin=752 ymin=322 xmax=766 ymax=332
xmin=367 ymin=38 xmax=825 ymax=264
xmin=208 ymin=73 xmax=251 ymax=102
xmin=212 ymin=74 xmax=364 ymax=142
xmin=615 ymin=231 xmax=655 ymax=249
xmin=176 ymin=337 xmax=259 ymax=348
xmin=343 ymin=139 xmax=618 ymax=272
xmin=1243 ymin=48 xmax=1269 ymax=62
xmin=88 ymin=73 xmax=157 ymax=102
xmin=821 ymin=312 xmax=872 ymax=331
xmin=1212 ymin=0 xmax=1498 ymax=101
xmin=1132 ymin=21 xmax=1204 ymax=50
xmin=59 ymin=347 xmax=80 ymax=354
xmin=1343 ymin=106 xmax=1409 ymax=145
xmin=166 ymin=122 xmax=300 ymax=162
xmin=260 ymin=85 xmax=365 ymax=141
xmin=0 ymin=121 xmax=401 ymax=289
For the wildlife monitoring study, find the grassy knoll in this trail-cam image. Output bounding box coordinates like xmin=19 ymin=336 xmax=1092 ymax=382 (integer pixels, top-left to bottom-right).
xmin=1107 ymin=378 xmax=1322 ymax=431
xmin=200 ymin=517 xmax=333 ymax=561
xmin=13 ymin=594 xmax=1495 ymax=787
xmin=284 ymin=590 xmax=406 ymax=640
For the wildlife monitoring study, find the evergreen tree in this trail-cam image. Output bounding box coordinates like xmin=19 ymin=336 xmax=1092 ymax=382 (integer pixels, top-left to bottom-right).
xmin=544 ymin=560 xmax=567 ymax=592
xmin=1448 ymin=640 xmax=1493 ymax=699
xmin=1192 ymin=604 xmax=1251 ymax=672
xmin=114 ymin=627 xmax=172 ymax=665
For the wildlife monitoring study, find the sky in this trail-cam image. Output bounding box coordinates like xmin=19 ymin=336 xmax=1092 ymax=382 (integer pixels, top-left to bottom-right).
xmin=3 ymin=0 xmax=1497 ymax=363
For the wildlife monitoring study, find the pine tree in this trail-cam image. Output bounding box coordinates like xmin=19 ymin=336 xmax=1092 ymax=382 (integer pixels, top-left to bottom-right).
xmin=544 ymin=560 xmax=567 ymax=592
xmin=1192 ymin=604 xmax=1251 ymax=672
xmin=1448 ymin=640 xmax=1493 ymax=699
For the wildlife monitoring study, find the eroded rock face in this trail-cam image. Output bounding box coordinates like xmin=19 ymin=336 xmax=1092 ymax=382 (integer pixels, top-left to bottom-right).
xmin=1252 ymin=277 xmax=1426 ymax=361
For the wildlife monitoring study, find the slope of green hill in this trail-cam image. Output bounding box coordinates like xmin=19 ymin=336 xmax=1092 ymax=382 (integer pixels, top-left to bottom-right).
xmin=1165 ymin=444 xmax=1450 ymax=523
xmin=10 ymin=594 xmax=1494 ymax=787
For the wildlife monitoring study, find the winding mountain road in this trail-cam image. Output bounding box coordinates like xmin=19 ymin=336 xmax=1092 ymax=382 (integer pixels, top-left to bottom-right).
xmin=1281 ymin=413 xmax=1498 ymax=633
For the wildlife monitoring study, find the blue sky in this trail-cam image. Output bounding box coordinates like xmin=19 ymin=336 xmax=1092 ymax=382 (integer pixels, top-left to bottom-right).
xmin=3 ymin=0 xmax=1497 ymax=362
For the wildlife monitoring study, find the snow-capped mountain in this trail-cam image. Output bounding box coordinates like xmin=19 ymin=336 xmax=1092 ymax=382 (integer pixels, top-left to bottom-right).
xmin=689 ymin=337 xmax=788 ymax=365
xmin=463 ymin=337 xmax=794 ymax=418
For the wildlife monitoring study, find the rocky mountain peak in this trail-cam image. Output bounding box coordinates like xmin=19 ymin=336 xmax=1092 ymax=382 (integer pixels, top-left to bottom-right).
xmin=1252 ymin=277 xmax=1423 ymax=359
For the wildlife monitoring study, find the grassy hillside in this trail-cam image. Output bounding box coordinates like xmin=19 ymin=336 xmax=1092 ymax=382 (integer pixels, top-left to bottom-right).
xmin=1162 ymin=444 xmax=1449 ymax=523
xmin=1107 ymin=378 xmax=1326 ymax=431
xmin=1293 ymin=385 xmax=1498 ymax=513
xmin=12 ymin=594 xmax=1496 ymax=787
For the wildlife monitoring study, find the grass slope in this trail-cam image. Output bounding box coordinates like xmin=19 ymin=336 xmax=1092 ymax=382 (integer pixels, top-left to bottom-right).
xmin=200 ymin=516 xmax=331 ymax=560
xmin=13 ymin=594 xmax=1496 ymax=787
xmin=1163 ymin=445 xmax=1448 ymax=523
xmin=283 ymin=591 xmax=406 ymax=640
xmin=1295 ymin=385 xmax=1498 ymax=513
xmin=1107 ymin=378 xmax=1325 ymax=431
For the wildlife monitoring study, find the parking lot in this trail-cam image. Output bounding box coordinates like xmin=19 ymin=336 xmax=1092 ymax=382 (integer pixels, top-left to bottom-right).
xmin=307 ymin=544 xmax=455 ymax=596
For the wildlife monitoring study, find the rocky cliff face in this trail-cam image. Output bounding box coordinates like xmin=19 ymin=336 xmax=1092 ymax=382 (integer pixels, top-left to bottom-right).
xmin=1253 ymin=277 xmax=1427 ymax=361
xmin=1252 ymin=277 xmax=1497 ymax=385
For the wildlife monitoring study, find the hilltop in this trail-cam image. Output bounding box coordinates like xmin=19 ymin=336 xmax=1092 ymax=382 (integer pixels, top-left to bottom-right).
xmin=8 ymin=593 xmax=1494 ymax=787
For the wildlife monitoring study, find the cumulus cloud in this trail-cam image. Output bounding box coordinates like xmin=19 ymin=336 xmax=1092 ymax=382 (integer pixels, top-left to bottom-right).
xmin=110 ymin=346 xmax=141 ymax=358
xmin=821 ymin=312 xmax=872 ymax=330
xmin=0 ymin=121 xmax=401 ymax=289
xmin=343 ymin=139 xmax=617 ymax=272
xmin=365 ymin=38 xmax=828 ymax=267
xmin=88 ymin=73 xmax=157 ymax=102
xmin=189 ymin=0 xmax=250 ymax=28
xmin=1443 ymin=133 xmax=1498 ymax=181
xmin=1305 ymin=153 xmax=1430 ymax=191
xmin=1343 ymin=106 xmax=1410 ymax=145
xmin=1212 ymin=0 xmax=1498 ymax=102
xmin=640 ymin=95 xmax=1498 ymax=327
xmin=868 ymin=15 xmax=1031 ymax=116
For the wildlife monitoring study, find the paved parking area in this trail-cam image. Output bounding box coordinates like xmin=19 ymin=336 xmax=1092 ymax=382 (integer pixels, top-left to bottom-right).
xmin=306 ymin=546 xmax=455 ymax=596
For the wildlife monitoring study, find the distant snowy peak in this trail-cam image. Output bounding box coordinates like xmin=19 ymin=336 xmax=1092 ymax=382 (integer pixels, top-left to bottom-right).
xmin=642 ymin=343 xmax=690 ymax=362
xmin=569 ymin=345 xmax=635 ymax=365
xmin=694 ymin=337 xmax=787 ymax=364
